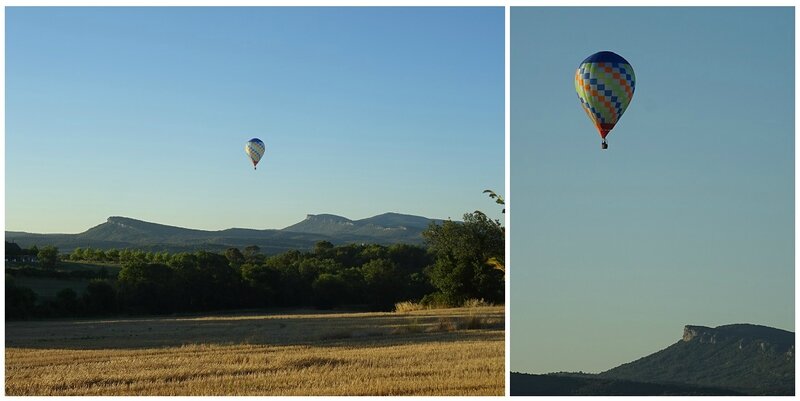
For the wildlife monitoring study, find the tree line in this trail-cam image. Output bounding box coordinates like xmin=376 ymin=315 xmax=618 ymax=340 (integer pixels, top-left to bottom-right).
xmin=6 ymin=212 xmax=504 ymax=319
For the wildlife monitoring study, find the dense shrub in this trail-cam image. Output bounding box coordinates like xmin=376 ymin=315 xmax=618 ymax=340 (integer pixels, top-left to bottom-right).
xmin=6 ymin=277 xmax=37 ymax=319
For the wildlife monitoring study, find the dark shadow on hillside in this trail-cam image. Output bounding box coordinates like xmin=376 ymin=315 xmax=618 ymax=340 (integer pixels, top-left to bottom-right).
xmin=510 ymin=372 xmax=746 ymax=396
xmin=5 ymin=309 xmax=504 ymax=351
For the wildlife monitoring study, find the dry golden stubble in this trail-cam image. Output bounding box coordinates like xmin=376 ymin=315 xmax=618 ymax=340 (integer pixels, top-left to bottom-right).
xmin=6 ymin=306 xmax=504 ymax=396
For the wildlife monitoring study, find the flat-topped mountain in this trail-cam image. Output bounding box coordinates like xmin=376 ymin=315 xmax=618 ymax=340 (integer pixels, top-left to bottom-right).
xmin=6 ymin=213 xmax=444 ymax=254
xmin=600 ymin=324 xmax=794 ymax=395
xmin=283 ymin=212 xmax=441 ymax=240
xmin=512 ymin=323 xmax=794 ymax=396
xmin=283 ymin=214 xmax=355 ymax=234
xmin=81 ymin=217 xmax=213 ymax=243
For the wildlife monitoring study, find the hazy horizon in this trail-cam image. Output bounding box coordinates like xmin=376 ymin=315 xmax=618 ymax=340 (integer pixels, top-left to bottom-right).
xmin=511 ymin=7 xmax=794 ymax=374
xmin=6 ymin=7 xmax=505 ymax=233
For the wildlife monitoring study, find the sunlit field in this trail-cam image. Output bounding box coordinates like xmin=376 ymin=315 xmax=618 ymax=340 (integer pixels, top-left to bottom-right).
xmin=6 ymin=306 xmax=503 ymax=395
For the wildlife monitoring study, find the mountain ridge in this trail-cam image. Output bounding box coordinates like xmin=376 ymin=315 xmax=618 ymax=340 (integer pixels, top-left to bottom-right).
xmin=6 ymin=212 xmax=445 ymax=254
xmin=512 ymin=323 xmax=794 ymax=396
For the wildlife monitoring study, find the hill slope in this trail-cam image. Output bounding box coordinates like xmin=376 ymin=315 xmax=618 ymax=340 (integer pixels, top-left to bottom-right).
xmin=599 ymin=324 xmax=794 ymax=395
xmin=512 ymin=324 xmax=794 ymax=396
xmin=80 ymin=217 xmax=213 ymax=243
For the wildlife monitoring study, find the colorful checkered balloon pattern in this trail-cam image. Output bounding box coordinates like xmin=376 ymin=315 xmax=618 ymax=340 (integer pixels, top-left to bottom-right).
xmin=245 ymin=138 xmax=265 ymax=168
xmin=574 ymin=51 xmax=635 ymax=139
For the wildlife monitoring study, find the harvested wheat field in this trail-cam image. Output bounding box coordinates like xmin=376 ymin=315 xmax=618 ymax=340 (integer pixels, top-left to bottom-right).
xmin=6 ymin=306 xmax=504 ymax=395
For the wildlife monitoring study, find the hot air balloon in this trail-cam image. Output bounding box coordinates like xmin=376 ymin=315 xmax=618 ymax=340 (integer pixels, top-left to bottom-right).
xmin=574 ymin=51 xmax=636 ymax=149
xmin=245 ymin=138 xmax=265 ymax=169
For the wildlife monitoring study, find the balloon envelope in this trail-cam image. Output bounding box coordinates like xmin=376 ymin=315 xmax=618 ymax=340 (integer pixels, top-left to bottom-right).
xmin=245 ymin=138 xmax=265 ymax=169
xmin=574 ymin=51 xmax=636 ymax=139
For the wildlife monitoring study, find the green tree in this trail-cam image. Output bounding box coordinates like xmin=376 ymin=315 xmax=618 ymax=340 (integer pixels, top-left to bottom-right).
xmin=153 ymin=251 xmax=171 ymax=264
xmin=195 ymin=251 xmax=242 ymax=309
xmin=82 ymin=279 xmax=117 ymax=315
xmin=482 ymin=189 xmax=506 ymax=272
xmin=85 ymin=248 xmax=99 ymax=261
xmin=483 ymin=189 xmax=505 ymax=214
xmin=241 ymin=263 xmax=281 ymax=306
xmin=69 ymin=247 xmax=85 ymax=261
xmin=56 ymin=288 xmax=79 ymax=315
xmin=359 ymin=244 xmax=388 ymax=262
xmin=264 ymin=249 xmax=303 ymax=270
xmin=37 ymin=246 xmax=59 ymax=269
xmin=387 ymin=243 xmax=431 ymax=273
xmin=6 ymin=276 xmax=37 ymax=319
xmin=243 ymin=245 xmax=261 ymax=263
xmin=337 ymin=266 xmax=367 ymax=305
xmin=168 ymin=252 xmax=198 ymax=270
xmin=314 ymin=240 xmax=335 ymax=256
xmin=422 ymin=212 xmax=504 ymax=306
xmin=117 ymin=262 xmax=176 ymax=314
xmin=119 ymin=249 xmax=147 ymax=266
xmin=106 ymin=249 xmax=120 ymax=263
xmin=299 ymin=257 xmax=342 ymax=277
xmin=361 ymin=258 xmax=402 ymax=309
xmin=311 ymin=273 xmax=348 ymax=309
xmin=224 ymin=247 xmax=246 ymax=269
xmin=168 ymin=252 xmax=201 ymax=311
xmin=263 ymin=251 xmax=310 ymax=306
xmin=330 ymin=243 xmax=366 ymax=268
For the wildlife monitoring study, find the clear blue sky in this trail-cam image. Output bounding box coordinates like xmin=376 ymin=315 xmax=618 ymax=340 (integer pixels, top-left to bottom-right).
xmin=6 ymin=7 xmax=504 ymax=233
xmin=511 ymin=7 xmax=794 ymax=374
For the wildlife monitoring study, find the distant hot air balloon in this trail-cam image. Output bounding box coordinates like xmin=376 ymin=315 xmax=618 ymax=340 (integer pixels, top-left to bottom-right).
xmin=574 ymin=51 xmax=636 ymax=149
xmin=245 ymin=138 xmax=265 ymax=169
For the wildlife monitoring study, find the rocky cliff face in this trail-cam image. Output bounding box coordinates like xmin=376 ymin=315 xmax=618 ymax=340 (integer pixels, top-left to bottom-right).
xmin=681 ymin=324 xmax=794 ymax=353
xmin=682 ymin=325 xmax=718 ymax=343
xmin=303 ymin=214 xmax=354 ymax=225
